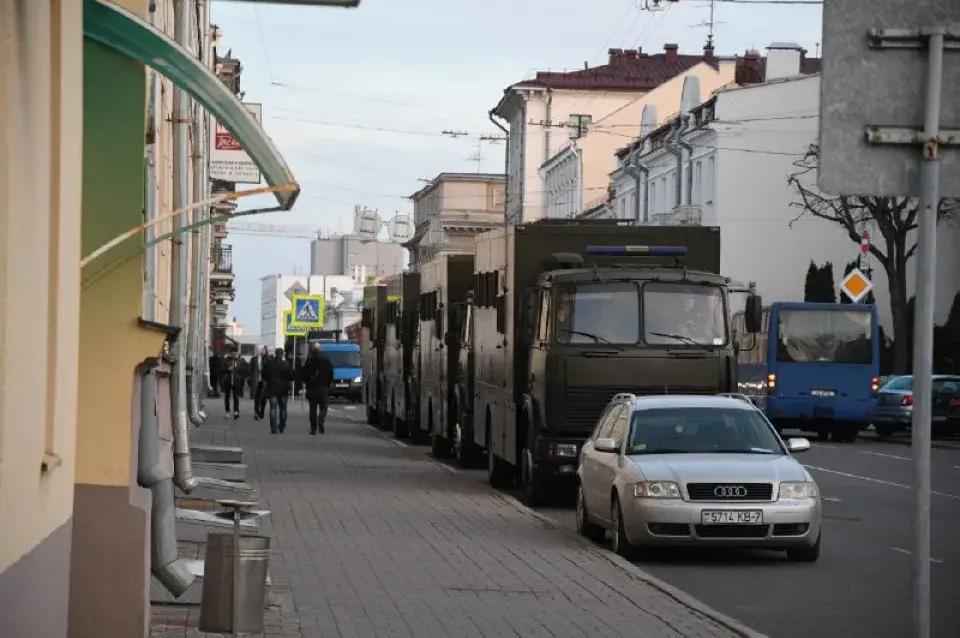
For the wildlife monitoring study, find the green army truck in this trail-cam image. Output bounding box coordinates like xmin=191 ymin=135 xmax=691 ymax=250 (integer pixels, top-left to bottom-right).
xmin=413 ymin=253 xmax=476 ymax=459
xmin=381 ymin=272 xmax=421 ymax=439
xmin=471 ymin=220 xmax=762 ymax=505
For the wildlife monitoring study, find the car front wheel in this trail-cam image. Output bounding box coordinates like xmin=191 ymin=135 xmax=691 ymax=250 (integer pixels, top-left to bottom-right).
xmin=786 ymin=531 xmax=821 ymax=562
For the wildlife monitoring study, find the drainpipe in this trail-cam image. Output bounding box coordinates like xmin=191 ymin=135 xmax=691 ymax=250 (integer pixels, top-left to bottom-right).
xmin=574 ymin=146 xmax=583 ymax=217
xmin=171 ymin=0 xmax=197 ymax=492
xmin=144 ymin=0 xmax=160 ymax=321
xmin=139 ymin=361 xmax=195 ymax=596
xmin=663 ymin=120 xmax=684 ymax=209
xmin=623 ymin=149 xmax=649 ymax=223
xmin=542 ymin=89 xmax=552 ymax=220
xmin=199 ymin=0 xmax=213 ymax=400
xmin=676 ymin=115 xmax=695 ymax=207
xmin=187 ymin=95 xmax=205 ymax=426
xmin=488 ymin=109 xmax=509 ymax=222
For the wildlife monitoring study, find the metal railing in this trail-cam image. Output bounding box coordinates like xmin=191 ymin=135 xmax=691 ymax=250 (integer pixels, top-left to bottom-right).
xmin=211 ymin=245 xmax=232 ymax=274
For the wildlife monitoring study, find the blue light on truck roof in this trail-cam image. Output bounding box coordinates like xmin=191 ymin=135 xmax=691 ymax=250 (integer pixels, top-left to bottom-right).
xmin=585 ymin=245 xmax=688 ymax=257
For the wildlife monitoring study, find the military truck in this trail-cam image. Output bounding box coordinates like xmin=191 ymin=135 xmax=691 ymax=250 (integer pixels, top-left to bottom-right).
xmin=360 ymin=283 xmax=388 ymax=427
xmin=471 ymin=220 xmax=762 ymax=505
xmin=381 ymin=272 xmax=421 ymax=439
xmin=413 ymin=253 xmax=476 ymax=459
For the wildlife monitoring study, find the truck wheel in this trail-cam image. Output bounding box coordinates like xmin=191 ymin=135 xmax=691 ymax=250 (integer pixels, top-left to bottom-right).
xmin=431 ymin=433 xmax=452 ymax=458
xmin=522 ymin=448 xmax=548 ymax=506
xmin=454 ymin=411 xmax=481 ymax=468
xmin=486 ymin=427 xmax=513 ymax=489
xmin=366 ymin=406 xmax=377 ymax=426
xmin=392 ymin=394 xmax=408 ymax=439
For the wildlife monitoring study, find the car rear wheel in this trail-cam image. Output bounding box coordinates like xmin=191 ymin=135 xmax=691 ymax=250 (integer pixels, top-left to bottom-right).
xmin=610 ymin=495 xmax=638 ymax=560
xmin=786 ymin=531 xmax=821 ymax=562
xmin=874 ymin=423 xmax=895 ymax=439
xmin=576 ymin=484 xmax=606 ymax=543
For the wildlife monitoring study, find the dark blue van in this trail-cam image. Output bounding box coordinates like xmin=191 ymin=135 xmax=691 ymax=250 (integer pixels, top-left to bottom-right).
xmin=312 ymin=340 xmax=363 ymax=402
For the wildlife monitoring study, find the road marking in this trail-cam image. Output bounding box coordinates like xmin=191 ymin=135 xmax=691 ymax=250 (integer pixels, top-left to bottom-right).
xmin=954 ymin=466 xmax=960 ymax=471
xmin=822 ymin=496 xmax=843 ymax=503
xmin=813 ymin=444 xmax=838 ymax=449
xmin=803 ymin=464 xmax=960 ymax=501
xmin=859 ymin=450 xmax=911 ymax=461
xmin=890 ymin=547 xmax=945 ymax=564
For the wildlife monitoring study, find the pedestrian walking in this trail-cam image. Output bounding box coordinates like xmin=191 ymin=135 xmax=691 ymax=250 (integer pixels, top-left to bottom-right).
xmin=236 ymin=356 xmax=249 ymax=398
xmin=250 ymin=346 xmax=267 ymax=420
xmin=263 ymin=347 xmax=293 ymax=434
xmin=221 ymin=351 xmax=242 ymax=419
xmin=208 ymin=352 xmax=222 ymax=397
xmin=302 ymin=342 xmax=334 ymax=435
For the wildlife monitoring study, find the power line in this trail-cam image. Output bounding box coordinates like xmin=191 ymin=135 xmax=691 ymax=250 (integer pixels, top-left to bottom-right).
xmin=251 ymin=5 xmax=276 ymax=84
xmin=270 ymin=115 xmax=479 ymax=139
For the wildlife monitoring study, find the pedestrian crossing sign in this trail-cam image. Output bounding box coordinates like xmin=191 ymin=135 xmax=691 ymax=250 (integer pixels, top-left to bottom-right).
xmin=282 ymin=310 xmax=307 ymax=337
xmin=291 ymin=294 xmax=324 ymax=328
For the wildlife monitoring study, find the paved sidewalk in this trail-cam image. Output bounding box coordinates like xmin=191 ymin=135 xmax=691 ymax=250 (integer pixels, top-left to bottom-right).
xmin=154 ymin=396 xmax=759 ymax=638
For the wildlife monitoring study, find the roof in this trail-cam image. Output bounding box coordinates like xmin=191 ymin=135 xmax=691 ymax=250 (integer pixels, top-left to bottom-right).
xmin=733 ymin=49 xmax=821 ymax=85
xmin=408 ymin=172 xmax=506 ymax=201
xmin=511 ymin=45 xmax=714 ymax=94
xmin=628 ymin=395 xmax=757 ymax=410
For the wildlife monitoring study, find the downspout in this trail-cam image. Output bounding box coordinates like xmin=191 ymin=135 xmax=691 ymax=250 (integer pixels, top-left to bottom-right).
xmin=199 ymin=0 xmax=213 ymax=399
xmin=542 ymin=89 xmax=552 ymax=220
xmin=139 ymin=360 xmax=195 ymax=596
xmin=574 ymin=146 xmax=583 ymax=217
xmin=171 ymin=0 xmax=197 ymax=492
xmin=623 ymin=150 xmax=649 ymax=223
xmin=187 ymin=95 xmax=204 ymax=425
xmin=676 ymin=115 xmax=694 ymax=207
xmin=664 ymin=120 xmax=684 ymax=209
xmin=488 ymin=109 xmax=509 ymax=223
xmin=144 ymin=0 xmax=160 ymax=321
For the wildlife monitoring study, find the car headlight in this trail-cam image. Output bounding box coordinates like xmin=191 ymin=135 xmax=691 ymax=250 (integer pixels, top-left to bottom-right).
xmin=778 ymin=481 xmax=818 ymax=500
xmin=353 ymin=376 xmax=363 ymax=383
xmin=633 ymin=481 xmax=681 ymax=499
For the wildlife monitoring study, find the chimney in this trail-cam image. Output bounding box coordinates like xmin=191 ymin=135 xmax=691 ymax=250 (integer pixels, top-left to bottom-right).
xmin=608 ymin=48 xmax=624 ymax=64
xmin=623 ymin=49 xmax=638 ymax=59
xmin=703 ymin=41 xmax=716 ymax=65
xmin=765 ymin=42 xmax=803 ymax=81
xmin=664 ymin=43 xmax=679 ymax=63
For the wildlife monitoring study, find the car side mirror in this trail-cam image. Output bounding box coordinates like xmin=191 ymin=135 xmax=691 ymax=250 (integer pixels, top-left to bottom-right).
xmin=785 ymin=437 xmax=811 ymax=453
xmin=745 ymin=294 xmax=763 ymax=334
xmin=594 ymin=437 xmax=620 ymax=453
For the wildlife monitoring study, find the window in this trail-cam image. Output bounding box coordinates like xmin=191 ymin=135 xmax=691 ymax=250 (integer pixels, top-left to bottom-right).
xmin=569 ymin=114 xmax=592 ymax=140
xmin=537 ymin=289 xmax=551 ymax=341
xmin=659 ymin=178 xmax=667 ymax=213
xmin=776 ymin=309 xmax=873 ymax=364
xmin=320 ymin=350 xmax=363 ymax=368
xmin=556 ymin=281 xmax=640 ymax=345
xmin=643 ymin=283 xmax=726 ymax=347
xmin=627 ymin=407 xmax=784 ymax=455
xmin=705 ymin=156 xmax=715 ymax=203
xmin=461 ymin=303 xmax=473 ymax=347
xmin=694 ymin=160 xmax=703 ymax=205
xmin=648 ymin=180 xmax=656 ymax=221
xmin=609 ymin=407 xmax=630 ymax=444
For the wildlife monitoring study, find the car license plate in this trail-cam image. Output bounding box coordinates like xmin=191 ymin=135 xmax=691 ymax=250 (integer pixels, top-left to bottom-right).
xmin=810 ymin=389 xmax=836 ymax=397
xmin=701 ymin=510 xmax=762 ymax=525
xmin=336 ymin=381 xmax=348 ymax=388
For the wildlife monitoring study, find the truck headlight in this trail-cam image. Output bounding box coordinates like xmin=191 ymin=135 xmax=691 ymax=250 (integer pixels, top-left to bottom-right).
xmin=778 ymin=481 xmax=818 ymax=500
xmin=353 ymin=376 xmax=363 ymax=383
xmin=551 ymin=443 xmax=578 ymax=458
xmin=633 ymin=481 xmax=681 ymax=499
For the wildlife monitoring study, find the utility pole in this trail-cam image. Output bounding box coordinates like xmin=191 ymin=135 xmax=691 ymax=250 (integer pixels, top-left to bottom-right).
xmin=442 ymin=130 xmax=506 ymax=172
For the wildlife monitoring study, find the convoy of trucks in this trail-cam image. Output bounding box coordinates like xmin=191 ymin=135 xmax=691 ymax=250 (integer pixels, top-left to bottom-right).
xmin=359 ymin=219 xmax=762 ymax=505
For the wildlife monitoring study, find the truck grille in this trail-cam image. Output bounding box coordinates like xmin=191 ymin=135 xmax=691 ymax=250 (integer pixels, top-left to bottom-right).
xmin=562 ymin=386 xmax=718 ymax=431
xmin=686 ymin=483 xmax=774 ymax=501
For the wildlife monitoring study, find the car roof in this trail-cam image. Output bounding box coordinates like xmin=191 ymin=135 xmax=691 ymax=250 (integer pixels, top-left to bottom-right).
xmin=626 ymin=395 xmax=756 ymax=411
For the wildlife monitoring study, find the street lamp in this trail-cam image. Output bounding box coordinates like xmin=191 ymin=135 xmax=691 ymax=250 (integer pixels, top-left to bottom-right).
xmin=219 ymin=0 xmax=361 ymax=7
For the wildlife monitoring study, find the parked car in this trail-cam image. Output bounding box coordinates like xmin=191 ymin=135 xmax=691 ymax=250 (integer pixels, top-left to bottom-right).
xmin=873 ymin=374 xmax=960 ymax=439
xmin=576 ymin=394 xmax=822 ymax=562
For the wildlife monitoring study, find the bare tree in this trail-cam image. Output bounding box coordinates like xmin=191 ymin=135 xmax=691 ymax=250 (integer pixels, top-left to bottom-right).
xmin=787 ymin=143 xmax=959 ymax=372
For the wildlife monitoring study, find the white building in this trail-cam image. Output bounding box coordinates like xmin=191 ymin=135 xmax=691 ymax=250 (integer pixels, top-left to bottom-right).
xmin=259 ymin=274 xmax=364 ymax=348
xmin=606 ymin=42 xmax=960 ymax=330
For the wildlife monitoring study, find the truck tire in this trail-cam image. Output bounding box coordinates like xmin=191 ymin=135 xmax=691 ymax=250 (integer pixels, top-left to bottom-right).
xmin=454 ymin=408 xmax=482 ymax=468
xmin=522 ymin=448 xmax=548 ymax=507
xmin=391 ymin=393 xmax=408 ymax=439
xmin=486 ymin=419 xmax=513 ymax=489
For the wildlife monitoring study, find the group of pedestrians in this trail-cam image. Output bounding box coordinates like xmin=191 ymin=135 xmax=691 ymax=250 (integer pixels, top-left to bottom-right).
xmin=212 ymin=343 xmax=335 ymax=435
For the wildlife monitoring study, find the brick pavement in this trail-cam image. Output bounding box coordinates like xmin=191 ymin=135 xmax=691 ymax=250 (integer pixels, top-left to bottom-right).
xmin=152 ymin=396 xmax=760 ymax=638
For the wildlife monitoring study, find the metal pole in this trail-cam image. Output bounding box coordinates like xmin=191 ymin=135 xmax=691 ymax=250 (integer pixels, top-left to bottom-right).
xmin=232 ymin=507 xmax=241 ymax=637
xmin=910 ymin=28 xmax=944 ymax=638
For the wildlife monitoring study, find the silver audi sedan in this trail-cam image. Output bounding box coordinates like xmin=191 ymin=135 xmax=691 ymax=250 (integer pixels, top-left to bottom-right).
xmin=576 ymin=394 xmax=822 ymax=562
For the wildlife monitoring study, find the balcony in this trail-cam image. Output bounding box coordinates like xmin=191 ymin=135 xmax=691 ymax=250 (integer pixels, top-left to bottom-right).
xmin=214 ymin=221 xmax=228 ymax=239
xmin=210 ymin=244 xmax=235 ymax=289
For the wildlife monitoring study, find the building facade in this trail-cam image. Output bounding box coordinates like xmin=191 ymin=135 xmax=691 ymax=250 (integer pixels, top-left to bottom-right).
xmin=491 ymin=45 xmax=721 ymax=225
xmin=404 ymin=172 xmax=505 ymax=268
xmin=260 ymin=274 xmax=364 ymax=348
xmin=310 ymin=232 xmax=405 ymax=279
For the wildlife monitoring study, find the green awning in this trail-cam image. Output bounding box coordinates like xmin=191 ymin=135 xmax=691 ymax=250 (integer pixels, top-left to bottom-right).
xmin=82 ymin=0 xmax=300 ymax=211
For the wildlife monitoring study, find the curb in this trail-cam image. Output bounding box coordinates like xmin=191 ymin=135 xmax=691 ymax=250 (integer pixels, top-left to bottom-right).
xmin=348 ymin=413 xmax=767 ymax=638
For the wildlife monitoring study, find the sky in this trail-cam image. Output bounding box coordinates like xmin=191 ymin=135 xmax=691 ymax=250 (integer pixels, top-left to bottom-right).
xmin=213 ymin=0 xmax=824 ymax=330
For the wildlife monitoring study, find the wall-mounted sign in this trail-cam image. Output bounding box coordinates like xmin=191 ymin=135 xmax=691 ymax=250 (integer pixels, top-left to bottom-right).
xmin=210 ymin=102 xmax=262 ymax=184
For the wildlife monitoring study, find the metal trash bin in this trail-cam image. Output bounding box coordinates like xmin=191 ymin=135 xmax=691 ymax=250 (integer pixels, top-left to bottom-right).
xmin=199 ymin=533 xmax=271 ymax=634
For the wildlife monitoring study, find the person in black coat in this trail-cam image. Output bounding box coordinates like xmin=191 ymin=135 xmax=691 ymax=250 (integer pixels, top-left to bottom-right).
xmin=262 ymin=348 xmax=293 ymax=434
xmin=301 ymin=342 xmax=334 ymax=434
xmin=221 ymin=351 xmax=243 ymax=419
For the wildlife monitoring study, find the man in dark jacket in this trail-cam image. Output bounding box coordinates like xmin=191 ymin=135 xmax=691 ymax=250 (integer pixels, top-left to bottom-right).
xmin=262 ymin=347 xmax=293 ymax=434
xmin=221 ymin=351 xmax=242 ymax=419
xmin=209 ymin=353 xmax=222 ymax=397
xmin=302 ymin=342 xmax=334 ymax=434
xmin=250 ymin=346 xmax=267 ymax=420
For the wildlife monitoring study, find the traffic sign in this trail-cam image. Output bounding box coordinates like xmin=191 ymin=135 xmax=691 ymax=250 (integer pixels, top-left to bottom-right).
xmin=290 ymin=294 xmax=324 ymax=328
xmin=284 ymin=281 xmax=308 ymax=301
xmin=282 ymin=310 xmax=307 ymax=337
xmin=840 ymin=268 xmax=873 ymax=302
xmin=818 ymin=1 xmax=960 ymax=197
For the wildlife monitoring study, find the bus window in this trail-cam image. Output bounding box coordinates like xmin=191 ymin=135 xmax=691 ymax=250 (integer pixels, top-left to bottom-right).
xmin=776 ymin=308 xmax=872 ymax=364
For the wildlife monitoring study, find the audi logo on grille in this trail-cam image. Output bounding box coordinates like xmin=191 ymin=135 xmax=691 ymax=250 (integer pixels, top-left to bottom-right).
xmin=714 ymin=485 xmax=748 ymax=498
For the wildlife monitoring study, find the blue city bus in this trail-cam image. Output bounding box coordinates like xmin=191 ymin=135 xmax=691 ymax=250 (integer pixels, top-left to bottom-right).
xmin=310 ymin=339 xmax=363 ymax=402
xmin=732 ymin=302 xmax=880 ymax=443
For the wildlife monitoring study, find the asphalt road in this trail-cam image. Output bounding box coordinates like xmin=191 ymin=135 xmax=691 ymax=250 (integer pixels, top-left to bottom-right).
xmin=336 ymin=400 xmax=960 ymax=638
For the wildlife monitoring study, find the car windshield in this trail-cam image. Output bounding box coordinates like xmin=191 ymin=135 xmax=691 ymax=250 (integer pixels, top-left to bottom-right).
xmin=643 ymin=283 xmax=726 ymax=346
xmin=626 ymin=407 xmax=784 ymax=455
xmin=776 ymin=309 xmax=873 ymax=364
xmin=882 ymin=376 xmax=960 ymax=393
xmin=556 ymin=281 xmax=639 ymax=345
xmin=322 ymin=350 xmax=362 ymax=368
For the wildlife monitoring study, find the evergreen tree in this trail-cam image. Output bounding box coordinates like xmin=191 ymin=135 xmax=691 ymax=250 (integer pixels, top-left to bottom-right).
xmin=803 ymin=261 xmax=819 ymax=302
xmin=803 ymin=261 xmax=836 ymax=303
xmin=818 ymin=261 xmax=837 ymax=303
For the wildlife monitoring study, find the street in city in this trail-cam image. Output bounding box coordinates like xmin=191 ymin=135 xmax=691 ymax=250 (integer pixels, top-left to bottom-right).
xmin=154 ymin=399 xmax=763 ymax=638
xmin=336 ymin=400 xmax=960 ymax=638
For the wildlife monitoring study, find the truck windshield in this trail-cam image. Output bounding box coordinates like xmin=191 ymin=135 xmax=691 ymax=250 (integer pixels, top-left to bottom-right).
xmin=776 ymin=309 xmax=872 ymax=364
xmin=322 ymin=351 xmax=362 ymax=368
xmin=556 ymin=281 xmax=639 ymax=344
xmin=643 ymin=283 xmax=726 ymax=346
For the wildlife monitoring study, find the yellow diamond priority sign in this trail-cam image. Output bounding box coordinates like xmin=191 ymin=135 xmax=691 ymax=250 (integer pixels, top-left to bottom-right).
xmin=840 ymin=268 xmax=872 ymax=303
